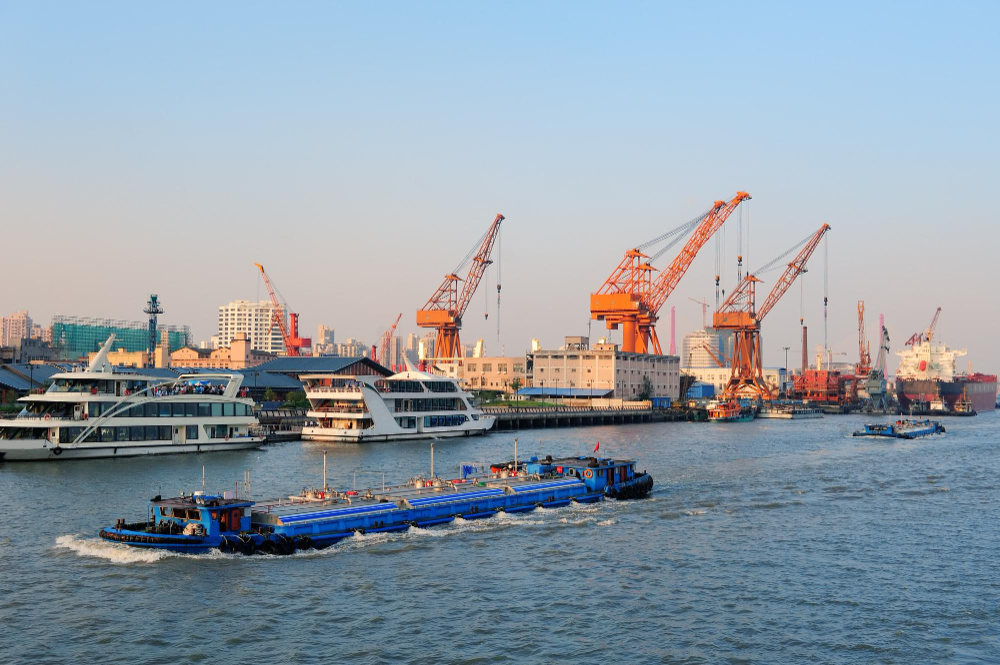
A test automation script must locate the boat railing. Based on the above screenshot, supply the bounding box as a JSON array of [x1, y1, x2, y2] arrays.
[[305, 386, 364, 394]]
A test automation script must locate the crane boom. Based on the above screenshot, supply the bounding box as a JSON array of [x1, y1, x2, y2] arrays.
[[378, 313, 403, 367], [756, 223, 830, 322], [644, 192, 750, 315], [254, 262, 298, 356], [417, 214, 504, 359]]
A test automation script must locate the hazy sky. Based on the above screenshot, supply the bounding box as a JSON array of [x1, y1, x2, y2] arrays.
[[2, 3, 997, 371]]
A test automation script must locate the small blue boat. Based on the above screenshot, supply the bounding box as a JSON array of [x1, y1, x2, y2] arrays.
[[99, 454, 653, 555], [853, 419, 946, 439]]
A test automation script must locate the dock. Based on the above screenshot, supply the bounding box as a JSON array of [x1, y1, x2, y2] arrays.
[[482, 405, 683, 431]]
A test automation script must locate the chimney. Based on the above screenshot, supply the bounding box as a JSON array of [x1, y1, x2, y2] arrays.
[[669, 306, 676, 355], [801, 325, 808, 373]]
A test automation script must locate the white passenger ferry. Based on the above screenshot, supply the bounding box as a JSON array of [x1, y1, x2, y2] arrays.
[[0, 336, 262, 461], [300, 368, 495, 442]]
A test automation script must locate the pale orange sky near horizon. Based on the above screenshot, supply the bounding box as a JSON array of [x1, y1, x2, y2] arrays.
[[1, 3, 997, 372]]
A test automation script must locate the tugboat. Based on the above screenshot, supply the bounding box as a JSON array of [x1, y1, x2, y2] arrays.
[[99, 452, 653, 555], [706, 400, 755, 422], [852, 419, 945, 439]]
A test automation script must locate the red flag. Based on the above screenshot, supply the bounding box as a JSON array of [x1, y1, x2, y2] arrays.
[[593, 441, 600, 453]]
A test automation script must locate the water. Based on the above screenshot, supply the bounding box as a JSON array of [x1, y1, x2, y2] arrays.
[[2, 413, 999, 664]]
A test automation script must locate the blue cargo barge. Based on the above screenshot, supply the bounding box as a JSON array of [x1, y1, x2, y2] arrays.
[[853, 419, 946, 439], [99, 454, 653, 555]]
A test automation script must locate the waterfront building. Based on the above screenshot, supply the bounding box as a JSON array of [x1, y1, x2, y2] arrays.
[[52, 314, 190, 361], [531, 337, 680, 400], [216, 300, 286, 355], [336, 338, 369, 358], [681, 328, 726, 369], [462, 356, 528, 392], [171, 333, 275, 370]]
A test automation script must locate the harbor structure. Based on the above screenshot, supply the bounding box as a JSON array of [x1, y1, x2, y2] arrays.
[[170, 333, 275, 370], [217, 300, 286, 355]]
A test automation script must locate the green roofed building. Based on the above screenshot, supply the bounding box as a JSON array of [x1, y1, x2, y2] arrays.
[[51, 315, 191, 361]]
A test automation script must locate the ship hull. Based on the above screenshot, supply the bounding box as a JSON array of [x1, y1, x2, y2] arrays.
[[896, 376, 997, 412]]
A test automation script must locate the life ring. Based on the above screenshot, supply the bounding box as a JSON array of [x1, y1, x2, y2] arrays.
[[224, 435, 229, 441], [52, 446, 63, 456], [584, 468, 594, 479], [43, 414, 52, 421]]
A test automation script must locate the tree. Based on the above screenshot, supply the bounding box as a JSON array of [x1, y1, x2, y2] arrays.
[[263, 387, 277, 402], [638, 375, 653, 401], [509, 378, 522, 394], [282, 390, 310, 409]]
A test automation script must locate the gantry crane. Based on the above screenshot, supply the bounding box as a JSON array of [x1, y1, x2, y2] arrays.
[[856, 301, 872, 377], [416, 214, 504, 359], [905, 307, 942, 347], [377, 313, 402, 368], [865, 325, 891, 410], [590, 192, 750, 354], [254, 263, 312, 356], [713, 222, 831, 401]]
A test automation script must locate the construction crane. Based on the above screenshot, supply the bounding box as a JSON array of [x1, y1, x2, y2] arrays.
[[689, 297, 709, 329], [377, 313, 402, 368], [143, 294, 164, 368], [590, 192, 751, 354], [254, 263, 312, 356], [700, 342, 726, 368], [865, 325, 891, 411], [713, 222, 831, 401], [905, 307, 942, 347], [856, 301, 872, 377], [416, 214, 504, 360]]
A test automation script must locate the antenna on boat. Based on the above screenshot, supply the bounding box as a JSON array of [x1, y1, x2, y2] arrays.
[[202, 465, 205, 490], [323, 450, 328, 492], [430, 442, 435, 478], [514, 437, 518, 472]]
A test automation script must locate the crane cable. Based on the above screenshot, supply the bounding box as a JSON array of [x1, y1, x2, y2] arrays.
[[496, 224, 502, 341], [823, 234, 829, 362]]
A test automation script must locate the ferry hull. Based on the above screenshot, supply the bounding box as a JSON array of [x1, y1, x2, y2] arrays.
[[0, 438, 263, 461], [302, 422, 494, 443]]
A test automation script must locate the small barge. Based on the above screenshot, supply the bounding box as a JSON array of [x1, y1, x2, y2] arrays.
[[853, 419, 946, 439], [99, 454, 653, 555]]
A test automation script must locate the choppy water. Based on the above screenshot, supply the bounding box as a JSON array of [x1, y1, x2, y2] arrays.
[[2, 413, 999, 664]]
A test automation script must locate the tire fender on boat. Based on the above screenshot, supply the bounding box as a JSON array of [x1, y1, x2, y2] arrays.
[[52, 446, 63, 456]]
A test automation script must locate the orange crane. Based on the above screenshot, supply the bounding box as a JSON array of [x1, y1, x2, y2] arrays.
[[856, 301, 872, 377], [713, 222, 831, 400], [590, 192, 750, 354], [377, 313, 402, 368], [700, 342, 727, 368], [254, 263, 312, 356], [416, 214, 504, 359], [905, 307, 941, 347]]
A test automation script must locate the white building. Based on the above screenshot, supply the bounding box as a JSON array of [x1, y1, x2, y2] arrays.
[[681, 328, 726, 369], [216, 300, 286, 355], [531, 338, 681, 400], [314, 325, 336, 355]]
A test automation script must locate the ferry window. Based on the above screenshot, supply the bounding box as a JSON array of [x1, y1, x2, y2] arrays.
[[185, 403, 197, 417], [423, 417, 431, 427], [186, 425, 198, 440], [116, 427, 129, 442], [130, 426, 144, 441], [100, 427, 115, 442], [87, 402, 99, 418], [211, 403, 222, 417], [159, 426, 171, 440], [144, 403, 156, 417], [145, 426, 159, 440], [224, 403, 235, 417], [198, 403, 211, 417], [172, 403, 186, 417], [158, 403, 171, 418], [214, 425, 227, 438]]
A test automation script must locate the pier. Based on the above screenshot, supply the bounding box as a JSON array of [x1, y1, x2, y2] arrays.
[[482, 405, 683, 431]]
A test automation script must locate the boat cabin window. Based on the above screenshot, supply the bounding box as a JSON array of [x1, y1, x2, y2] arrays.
[[162, 507, 201, 520]]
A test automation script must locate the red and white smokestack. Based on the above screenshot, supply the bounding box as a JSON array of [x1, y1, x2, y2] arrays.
[[669, 306, 676, 355], [801, 325, 808, 373]]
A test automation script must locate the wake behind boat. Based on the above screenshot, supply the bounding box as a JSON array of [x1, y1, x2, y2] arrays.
[[99, 451, 653, 555]]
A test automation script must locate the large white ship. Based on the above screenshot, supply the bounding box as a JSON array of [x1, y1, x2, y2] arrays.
[[300, 368, 495, 442], [0, 336, 262, 461]]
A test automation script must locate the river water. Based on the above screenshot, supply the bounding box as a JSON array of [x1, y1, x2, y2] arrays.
[[1, 413, 998, 664]]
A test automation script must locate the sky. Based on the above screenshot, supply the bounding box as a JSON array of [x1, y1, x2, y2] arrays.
[[2, 2, 998, 371]]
